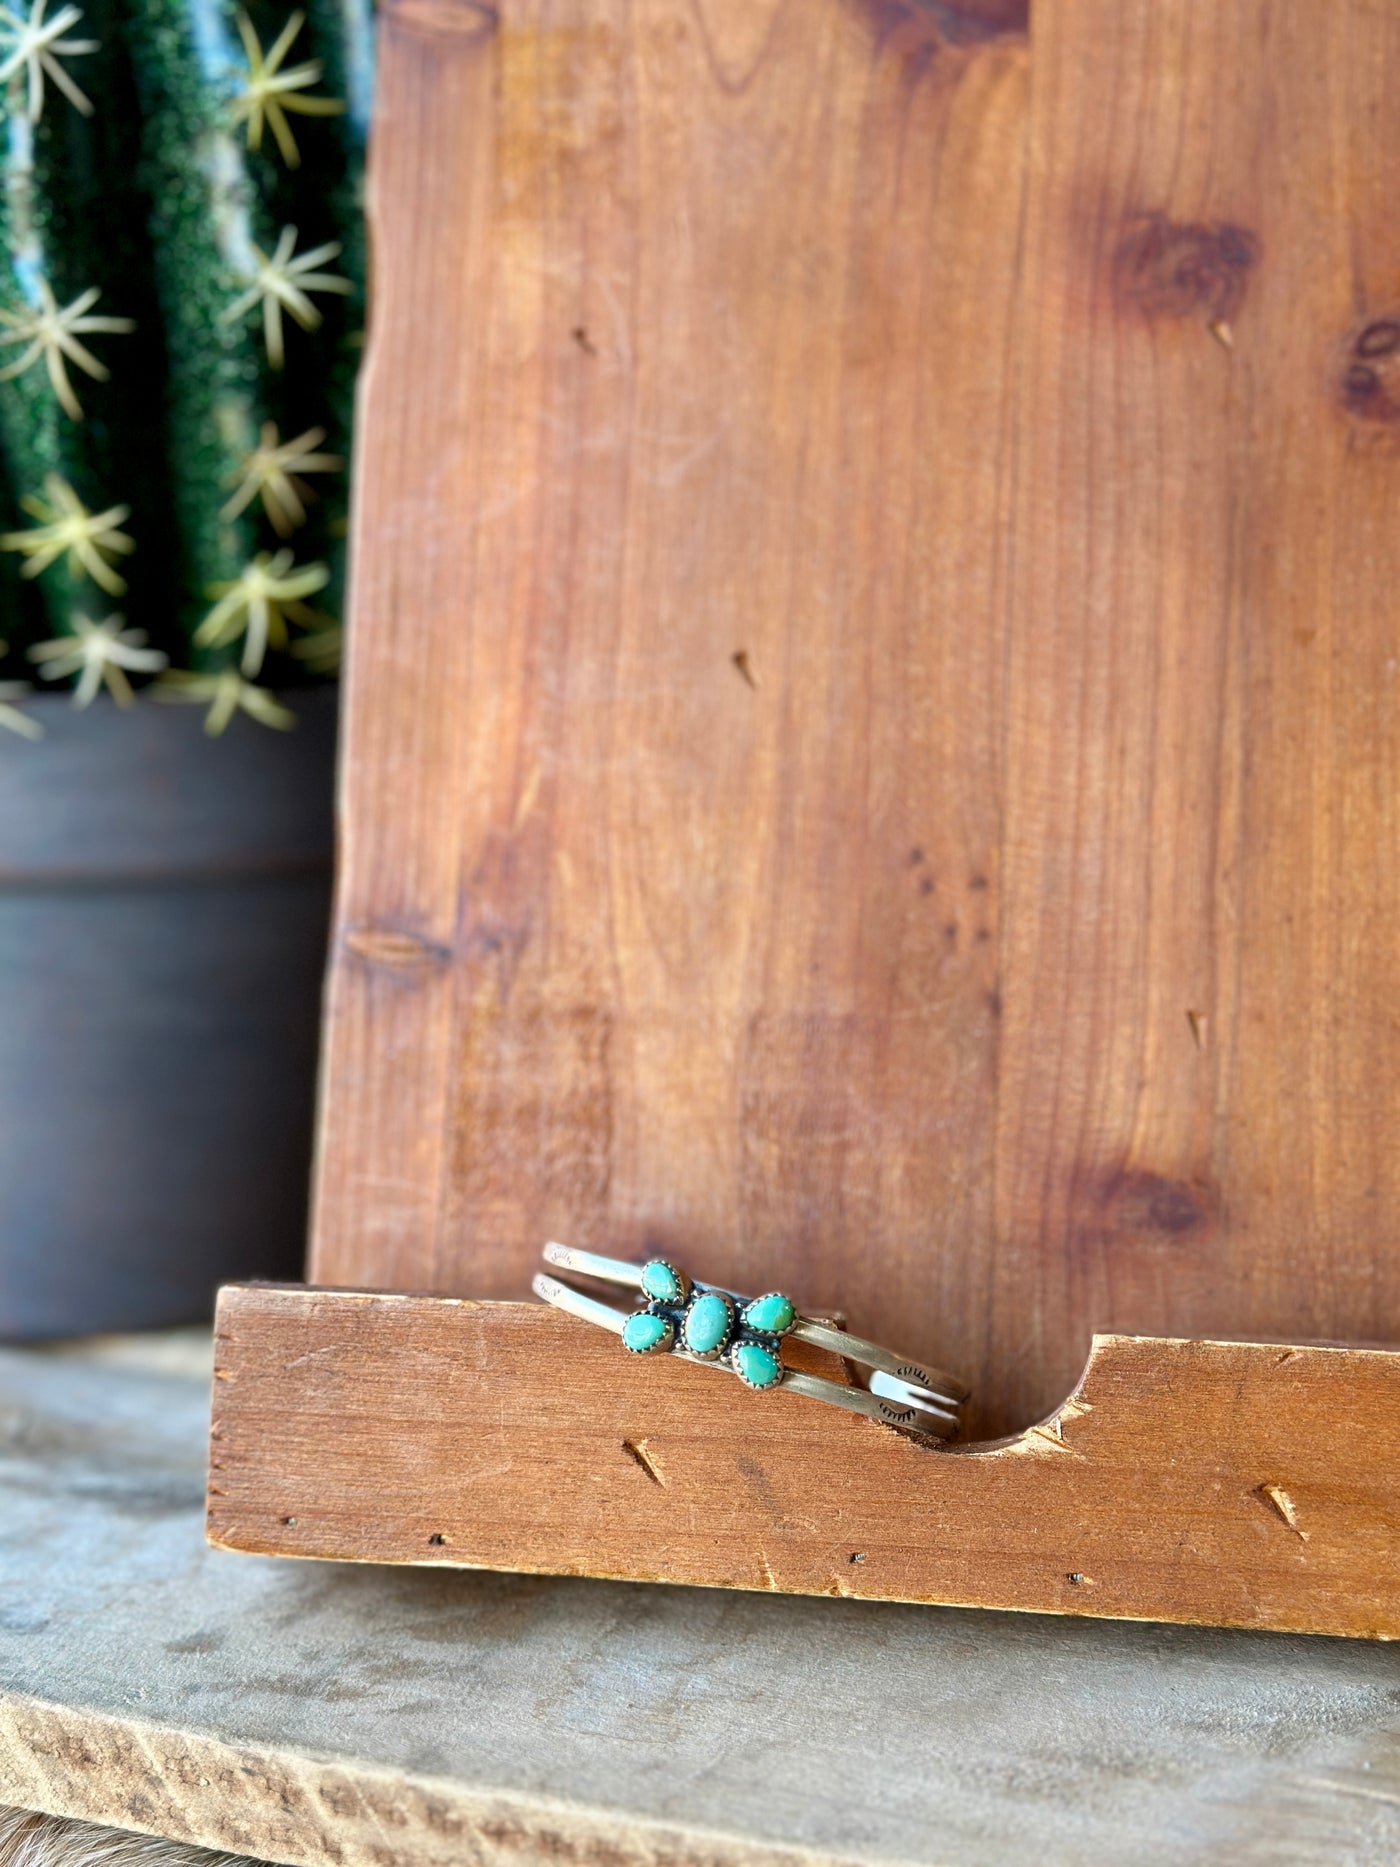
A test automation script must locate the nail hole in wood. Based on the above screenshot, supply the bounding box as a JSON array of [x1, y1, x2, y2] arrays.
[[622, 1439, 665, 1486]]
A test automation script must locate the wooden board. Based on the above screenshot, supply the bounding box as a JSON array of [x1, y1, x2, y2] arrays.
[[256, 0, 1400, 1620], [209, 1284, 1400, 1640], [317, 0, 1029, 1435], [319, 0, 1400, 1445], [16, 1332, 1400, 1867], [991, 0, 1400, 1439]]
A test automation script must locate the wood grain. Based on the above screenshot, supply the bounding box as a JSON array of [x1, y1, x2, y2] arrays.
[[991, 0, 1400, 1439], [210, 1284, 1400, 1639], [21, 1334, 1400, 1867], [316, 0, 1028, 1431], [318, 0, 1400, 1447], [287, 0, 1400, 1632]]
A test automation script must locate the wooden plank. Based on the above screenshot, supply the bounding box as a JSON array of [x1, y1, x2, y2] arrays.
[[314, 0, 1400, 1447], [993, 0, 1400, 1428], [278, 0, 1400, 1614], [314, 0, 1029, 1433], [10, 1332, 1400, 1867], [209, 1284, 1400, 1639]]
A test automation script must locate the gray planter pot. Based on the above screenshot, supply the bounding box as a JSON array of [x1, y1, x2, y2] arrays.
[[0, 688, 337, 1338]]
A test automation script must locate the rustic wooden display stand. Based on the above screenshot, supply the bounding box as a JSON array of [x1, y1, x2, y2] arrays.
[[209, 0, 1400, 1638]]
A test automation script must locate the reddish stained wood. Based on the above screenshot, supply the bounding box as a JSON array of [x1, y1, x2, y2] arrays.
[[992, 0, 1400, 1427], [210, 1285, 1400, 1639], [314, 0, 1026, 1434], [263, 0, 1400, 1624], [317, 0, 1400, 1450]]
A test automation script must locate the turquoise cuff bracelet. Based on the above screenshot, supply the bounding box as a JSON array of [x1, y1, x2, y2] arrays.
[[533, 1242, 968, 1442]]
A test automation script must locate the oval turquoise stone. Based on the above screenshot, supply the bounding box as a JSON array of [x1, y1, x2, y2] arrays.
[[742, 1292, 796, 1337], [622, 1310, 672, 1355], [682, 1291, 734, 1356], [640, 1259, 685, 1304], [731, 1341, 783, 1390]]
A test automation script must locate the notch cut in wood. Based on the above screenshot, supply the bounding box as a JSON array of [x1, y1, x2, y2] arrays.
[[209, 1285, 1400, 1640]]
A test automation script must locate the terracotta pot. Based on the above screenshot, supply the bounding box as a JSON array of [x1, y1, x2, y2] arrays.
[[0, 688, 336, 1338]]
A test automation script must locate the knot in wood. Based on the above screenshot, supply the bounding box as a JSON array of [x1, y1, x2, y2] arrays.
[[1113, 213, 1258, 324], [1338, 317, 1400, 425]]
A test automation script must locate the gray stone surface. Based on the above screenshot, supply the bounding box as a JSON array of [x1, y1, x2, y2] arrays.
[[2, 1336, 1400, 1866]]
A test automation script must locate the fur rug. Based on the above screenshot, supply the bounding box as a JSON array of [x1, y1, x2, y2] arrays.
[[0, 1808, 269, 1867]]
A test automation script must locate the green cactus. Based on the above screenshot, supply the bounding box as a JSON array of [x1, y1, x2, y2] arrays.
[[0, 0, 368, 727]]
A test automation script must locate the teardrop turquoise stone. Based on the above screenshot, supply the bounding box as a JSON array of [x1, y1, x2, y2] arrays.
[[640, 1259, 685, 1304], [742, 1292, 796, 1337], [622, 1310, 672, 1355], [732, 1341, 782, 1390], [682, 1291, 734, 1356]]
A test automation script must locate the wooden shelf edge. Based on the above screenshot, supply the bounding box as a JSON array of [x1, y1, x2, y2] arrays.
[[207, 1284, 1400, 1639]]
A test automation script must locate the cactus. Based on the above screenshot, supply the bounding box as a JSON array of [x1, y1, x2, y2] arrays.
[[0, 0, 367, 731]]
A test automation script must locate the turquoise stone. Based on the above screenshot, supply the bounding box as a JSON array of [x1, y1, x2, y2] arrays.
[[640, 1258, 688, 1305], [742, 1292, 796, 1337], [682, 1291, 734, 1357], [621, 1310, 673, 1355], [731, 1341, 783, 1390]]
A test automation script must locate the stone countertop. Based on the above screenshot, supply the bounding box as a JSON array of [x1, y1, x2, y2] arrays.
[[1, 1334, 1398, 1867]]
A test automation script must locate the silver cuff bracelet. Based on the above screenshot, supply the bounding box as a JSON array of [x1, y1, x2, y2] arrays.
[[533, 1242, 968, 1442]]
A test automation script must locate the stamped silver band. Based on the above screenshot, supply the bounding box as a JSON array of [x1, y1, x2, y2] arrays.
[[534, 1243, 967, 1442]]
